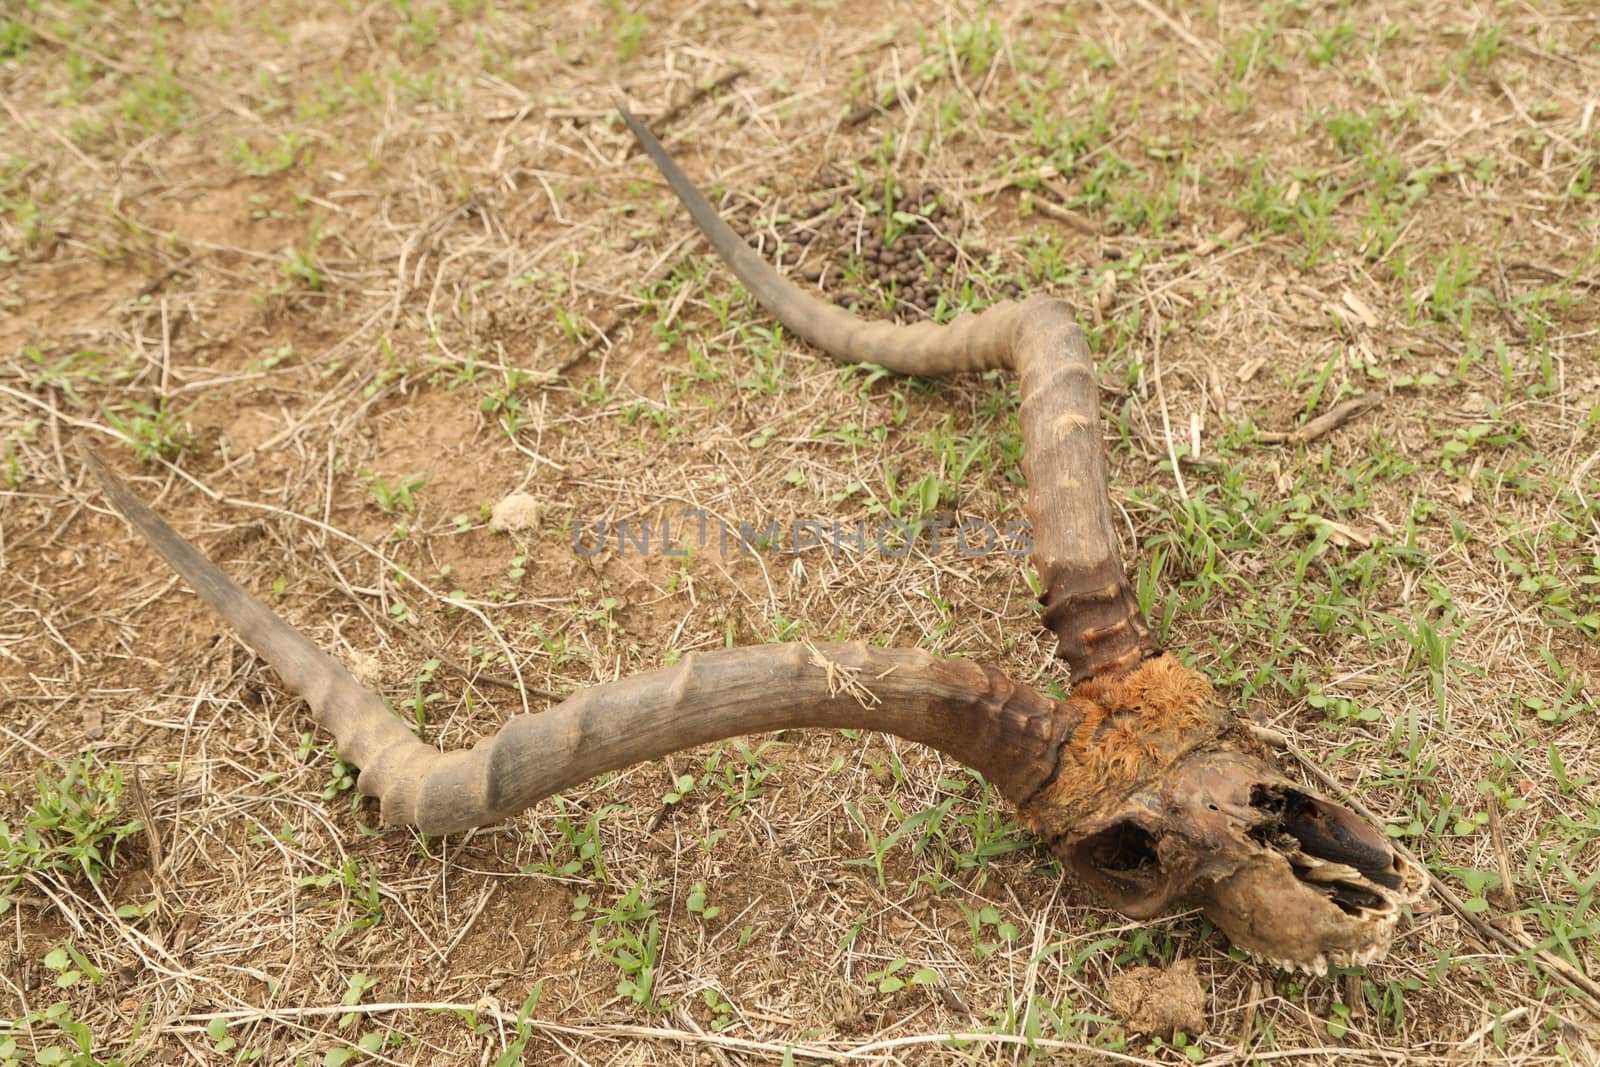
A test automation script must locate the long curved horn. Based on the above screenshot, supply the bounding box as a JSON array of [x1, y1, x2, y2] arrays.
[[81, 449, 1073, 834], [620, 107, 1155, 681]]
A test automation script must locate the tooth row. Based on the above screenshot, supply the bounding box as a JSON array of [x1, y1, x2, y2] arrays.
[[1248, 932, 1393, 976]]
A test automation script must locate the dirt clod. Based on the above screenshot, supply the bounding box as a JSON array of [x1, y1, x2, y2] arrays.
[[1106, 957, 1207, 1037], [489, 492, 543, 532]]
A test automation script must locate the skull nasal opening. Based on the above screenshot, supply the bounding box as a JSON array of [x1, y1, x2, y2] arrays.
[[1249, 784, 1405, 896]]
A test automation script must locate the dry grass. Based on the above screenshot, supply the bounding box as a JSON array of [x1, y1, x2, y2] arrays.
[[2, 0, 1598, 1063]]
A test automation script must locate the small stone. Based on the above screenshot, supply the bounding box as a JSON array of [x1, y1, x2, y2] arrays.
[[490, 492, 543, 533]]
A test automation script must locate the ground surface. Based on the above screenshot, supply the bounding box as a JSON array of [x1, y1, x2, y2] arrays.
[[2, 0, 1598, 1064]]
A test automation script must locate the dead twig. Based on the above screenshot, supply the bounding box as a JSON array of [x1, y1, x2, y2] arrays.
[[630, 67, 749, 148], [1257, 393, 1384, 445], [435, 654, 563, 701], [171, 1002, 1198, 1065], [126, 768, 165, 906], [1127, 0, 1214, 62]]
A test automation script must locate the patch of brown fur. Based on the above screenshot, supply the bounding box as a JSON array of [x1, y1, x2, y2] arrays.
[[1075, 653, 1217, 725], [1020, 654, 1224, 834]]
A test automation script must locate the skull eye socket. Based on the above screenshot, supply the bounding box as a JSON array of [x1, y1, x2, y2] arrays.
[[1083, 819, 1159, 874], [1066, 819, 1178, 918]]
